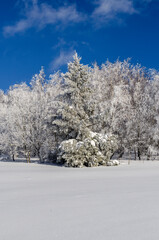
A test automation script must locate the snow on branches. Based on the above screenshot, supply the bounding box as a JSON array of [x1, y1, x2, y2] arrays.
[[0, 54, 158, 165]]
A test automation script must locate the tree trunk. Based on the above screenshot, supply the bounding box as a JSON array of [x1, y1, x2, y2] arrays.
[[117, 150, 124, 159], [28, 152, 30, 163], [37, 148, 43, 163], [134, 149, 137, 160], [138, 148, 141, 160], [147, 152, 150, 160]]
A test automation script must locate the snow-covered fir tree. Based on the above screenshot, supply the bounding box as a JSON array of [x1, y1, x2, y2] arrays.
[[52, 53, 93, 142], [52, 53, 117, 167]]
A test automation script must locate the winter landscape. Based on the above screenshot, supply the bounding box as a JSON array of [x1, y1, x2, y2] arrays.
[[1, 0, 159, 239], [1, 53, 159, 166]]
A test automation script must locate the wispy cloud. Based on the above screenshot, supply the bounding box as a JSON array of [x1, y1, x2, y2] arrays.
[[3, 0, 84, 37], [50, 49, 74, 70], [3, 0, 156, 37], [92, 0, 137, 22]]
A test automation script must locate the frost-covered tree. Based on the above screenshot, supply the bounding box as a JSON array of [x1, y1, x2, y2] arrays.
[[51, 53, 117, 167], [52, 53, 92, 142], [28, 67, 60, 162], [3, 83, 33, 160], [0, 68, 60, 162], [90, 60, 132, 157], [90, 60, 155, 159], [125, 65, 155, 159], [0, 90, 10, 157], [150, 71, 159, 156]]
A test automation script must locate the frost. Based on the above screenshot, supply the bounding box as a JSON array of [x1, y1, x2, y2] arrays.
[[91, 140, 95, 147], [57, 130, 117, 167], [0, 54, 157, 165]]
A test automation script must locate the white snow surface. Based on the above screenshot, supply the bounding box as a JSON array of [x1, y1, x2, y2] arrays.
[[0, 160, 159, 240]]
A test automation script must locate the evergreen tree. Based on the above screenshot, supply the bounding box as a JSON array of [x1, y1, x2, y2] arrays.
[[52, 53, 117, 167], [52, 53, 92, 143]]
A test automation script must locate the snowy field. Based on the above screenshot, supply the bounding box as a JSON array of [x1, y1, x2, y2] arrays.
[[0, 160, 159, 240]]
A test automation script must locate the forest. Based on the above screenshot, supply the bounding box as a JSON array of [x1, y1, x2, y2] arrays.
[[0, 53, 159, 167]]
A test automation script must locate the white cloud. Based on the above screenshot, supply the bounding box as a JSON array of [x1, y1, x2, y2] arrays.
[[50, 50, 74, 70], [3, 0, 156, 36], [3, 0, 84, 36], [92, 0, 137, 22]]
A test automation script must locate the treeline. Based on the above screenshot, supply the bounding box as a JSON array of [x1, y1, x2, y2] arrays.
[[0, 53, 159, 166]]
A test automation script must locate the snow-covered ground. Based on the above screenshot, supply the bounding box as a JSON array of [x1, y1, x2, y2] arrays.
[[0, 160, 159, 240]]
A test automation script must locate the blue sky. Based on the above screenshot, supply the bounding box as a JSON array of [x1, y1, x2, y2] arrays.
[[0, 0, 159, 90]]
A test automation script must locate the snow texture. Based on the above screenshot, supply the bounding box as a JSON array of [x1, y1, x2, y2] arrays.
[[57, 131, 117, 167], [0, 160, 159, 240]]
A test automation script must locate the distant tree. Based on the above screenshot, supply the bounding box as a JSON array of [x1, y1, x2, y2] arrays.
[[150, 71, 159, 156], [125, 65, 154, 159], [90, 60, 155, 159], [90, 60, 131, 156]]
